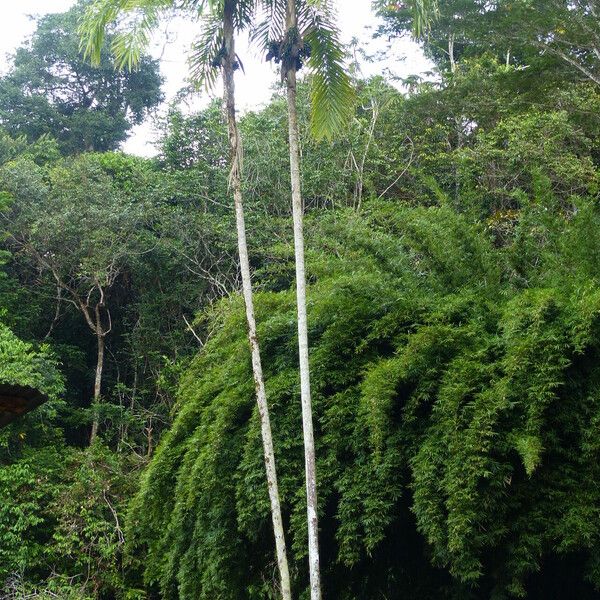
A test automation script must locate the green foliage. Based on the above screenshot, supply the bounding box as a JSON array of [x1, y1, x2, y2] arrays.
[[127, 200, 600, 598], [5, 0, 600, 597], [0, 2, 162, 154], [0, 446, 66, 586], [458, 110, 598, 210], [376, 0, 600, 86], [47, 443, 144, 597], [0, 132, 61, 168], [158, 79, 407, 213], [0, 443, 143, 599], [0, 152, 156, 340], [0, 324, 63, 400]]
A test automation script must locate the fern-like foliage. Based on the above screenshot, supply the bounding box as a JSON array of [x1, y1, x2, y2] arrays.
[[126, 199, 600, 598]]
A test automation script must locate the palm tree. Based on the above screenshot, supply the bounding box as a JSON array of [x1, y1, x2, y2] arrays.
[[80, 3, 292, 598], [254, 2, 353, 598]]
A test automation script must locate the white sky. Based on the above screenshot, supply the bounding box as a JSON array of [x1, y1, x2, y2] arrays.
[[0, 1, 432, 156]]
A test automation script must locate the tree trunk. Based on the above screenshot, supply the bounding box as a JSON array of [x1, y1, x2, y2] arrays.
[[90, 331, 104, 444], [222, 5, 292, 599], [285, 2, 322, 597], [449, 33, 456, 74]]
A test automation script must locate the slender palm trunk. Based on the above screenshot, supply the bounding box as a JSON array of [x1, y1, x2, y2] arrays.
[[285, 3, 322, 597], [222, 5, 292, 599]]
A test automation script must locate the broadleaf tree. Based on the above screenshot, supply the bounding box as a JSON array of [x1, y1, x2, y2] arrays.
[[376, 0, 600, 85], [0, 153, 154, 443], [0, 2, 163, 155]]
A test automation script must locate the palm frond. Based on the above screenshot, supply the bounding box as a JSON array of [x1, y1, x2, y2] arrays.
[[302, 0, 334, 13], [79, 0, 210, 69], [251, 0, 287, 53], [188, 0, 257, 90], [110, 7, 161, 70], [233, 0, 259, 30], [79, 0, 129, 66], [188, 13, 225, 90], [302, 6, 354, 140]]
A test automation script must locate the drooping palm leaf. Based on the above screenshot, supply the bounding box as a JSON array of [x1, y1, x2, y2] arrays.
[[79, 0, 217, 69], [188, 13, 225, 89], [81, 0, 256, 90], [80, 0, 166, 66], [79, 0, 129, 65], [303, 6, 354, 140], [253, 0, 354, 140], [110, 7, 162, 70]]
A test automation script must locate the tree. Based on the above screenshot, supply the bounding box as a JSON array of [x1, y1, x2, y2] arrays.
[[376, 0, 600, 86], [257, 1, 353, 596], [0, 1, 163, 154], [80, 2, 292, 597], [204, 3, 293, 595], [0, 153, 154, 442], [159, 78, 407, 214]]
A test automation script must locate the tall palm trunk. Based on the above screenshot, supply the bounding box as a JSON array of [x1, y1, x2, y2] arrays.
[[222, 4, 292, 599], [284, 2, 322, 598]]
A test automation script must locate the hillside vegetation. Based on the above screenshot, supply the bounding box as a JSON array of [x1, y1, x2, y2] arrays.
[[0, 0, 599, 598]]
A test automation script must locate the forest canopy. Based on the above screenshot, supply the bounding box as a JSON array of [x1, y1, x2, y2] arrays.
[[0, 0, 599, 599]]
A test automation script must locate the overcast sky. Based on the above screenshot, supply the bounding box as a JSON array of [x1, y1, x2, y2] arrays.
[[0, 1, 432, 156]]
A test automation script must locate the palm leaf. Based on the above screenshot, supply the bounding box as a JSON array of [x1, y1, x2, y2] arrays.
[[233, 0, 260, 30], [79, 0, 214, 69], [250, 0, 287, 53], [302, 3, 354, 140], [188, 0, 258, 90], [79, 0, 129, 66], [188, 13, 224, 90], [110, 8, 161, 70]]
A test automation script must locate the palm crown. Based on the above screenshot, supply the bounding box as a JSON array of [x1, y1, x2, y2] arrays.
[[80, 0, 353, 139]]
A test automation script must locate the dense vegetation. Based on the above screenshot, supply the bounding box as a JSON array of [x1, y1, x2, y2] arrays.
[[1, 0, 599, 598]]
